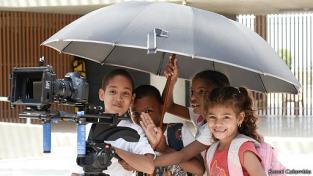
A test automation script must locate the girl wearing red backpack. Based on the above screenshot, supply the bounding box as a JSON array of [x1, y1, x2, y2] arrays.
[[204, 86, 266, 176]]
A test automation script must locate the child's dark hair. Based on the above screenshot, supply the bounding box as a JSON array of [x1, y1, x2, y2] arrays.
[[102, 69, 135, 92], [134, 85, 163, 105], [205, 86, 260, 142], [193, 70, 230, 88]]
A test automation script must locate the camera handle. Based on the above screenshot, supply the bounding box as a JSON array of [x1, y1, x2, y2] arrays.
[[43, 120, 52, 153], [77, 111, 87, 155], [41, 115, 87, 155]]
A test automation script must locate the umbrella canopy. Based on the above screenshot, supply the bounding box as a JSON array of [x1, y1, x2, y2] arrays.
[[42, 1, 300, 94]]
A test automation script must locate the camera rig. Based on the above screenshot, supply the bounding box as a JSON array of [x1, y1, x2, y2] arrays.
[[4, 60, 140, 176], [19, 107, 139, 176]]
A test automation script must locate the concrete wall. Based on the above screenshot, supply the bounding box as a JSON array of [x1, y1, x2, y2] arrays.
[[150, 74, 187, 123], [0, 122, 76, 159]]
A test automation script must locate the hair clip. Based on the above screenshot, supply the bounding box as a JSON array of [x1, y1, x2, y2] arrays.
[[237, 88, 241, 95]]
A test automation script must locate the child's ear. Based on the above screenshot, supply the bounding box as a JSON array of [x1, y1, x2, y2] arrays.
[[131, 93, 136, 105], [238, 111, 245, 125], [99, 88, 105, 101]]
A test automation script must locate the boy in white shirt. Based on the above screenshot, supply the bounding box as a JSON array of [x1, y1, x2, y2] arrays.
[[71, 69, 155, 176]]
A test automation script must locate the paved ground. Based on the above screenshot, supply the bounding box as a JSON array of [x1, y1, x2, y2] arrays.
[[1, 116, 313, 176]]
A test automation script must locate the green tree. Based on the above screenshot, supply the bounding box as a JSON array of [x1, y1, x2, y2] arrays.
[[278, 48, 292, 69]]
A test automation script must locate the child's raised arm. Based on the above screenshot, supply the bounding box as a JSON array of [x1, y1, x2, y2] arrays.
[[140, 109, 205, 175], [154, 140, 207, 167], [162, 56, 190, 121], [139, 112, 163, 149], [153, 132, 205, 175]]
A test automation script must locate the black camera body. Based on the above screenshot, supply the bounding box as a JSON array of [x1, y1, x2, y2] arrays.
[[10, 66, 88, 110]]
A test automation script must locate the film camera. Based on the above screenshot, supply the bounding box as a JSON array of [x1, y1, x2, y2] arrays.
[[10, 65, 88, 110], [8, 63, 139, 176]]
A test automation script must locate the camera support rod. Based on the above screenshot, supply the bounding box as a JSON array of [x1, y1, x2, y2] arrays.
[[19, 108, 126, 154]]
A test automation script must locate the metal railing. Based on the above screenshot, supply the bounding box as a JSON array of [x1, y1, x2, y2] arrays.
[[238, 13, 313, 116]]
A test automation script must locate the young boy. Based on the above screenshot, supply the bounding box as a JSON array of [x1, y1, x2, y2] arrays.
[[71, 69, 155, 176], [132, 85, 204, 176]]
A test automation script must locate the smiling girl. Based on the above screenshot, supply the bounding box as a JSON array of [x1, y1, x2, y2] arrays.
[[204, 86, 265, 176]]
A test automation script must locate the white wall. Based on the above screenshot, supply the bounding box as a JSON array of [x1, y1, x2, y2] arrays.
[[150, 74, 187, 123]]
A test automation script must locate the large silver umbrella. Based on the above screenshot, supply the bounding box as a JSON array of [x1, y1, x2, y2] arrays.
[[42, 1, 300, 94]]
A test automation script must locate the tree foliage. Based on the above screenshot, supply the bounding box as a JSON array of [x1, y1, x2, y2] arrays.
[[278, 48, 292, 69]]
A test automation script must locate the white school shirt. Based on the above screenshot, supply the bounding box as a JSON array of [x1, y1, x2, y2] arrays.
[[188, 107, 213, 146], [71, 120, 155, 176]]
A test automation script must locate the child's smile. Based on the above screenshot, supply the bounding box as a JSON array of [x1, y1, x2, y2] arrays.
[[207, 105, 243, 142], [190, 78, 214, 114], [99, 75, 134, 116]]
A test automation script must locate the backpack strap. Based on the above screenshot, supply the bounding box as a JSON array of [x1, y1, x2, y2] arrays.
[[228, 134, 254, 176], [205, 141, 219, 174], [205, 134, 259, 176]]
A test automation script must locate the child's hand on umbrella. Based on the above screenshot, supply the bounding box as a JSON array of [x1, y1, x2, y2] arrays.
[[164, 55, 178, 82], [140, 112, 162, 150]]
